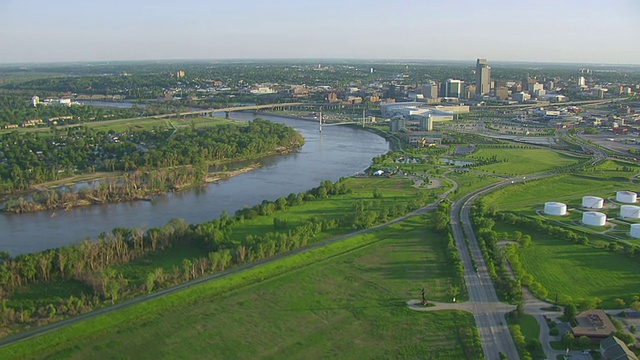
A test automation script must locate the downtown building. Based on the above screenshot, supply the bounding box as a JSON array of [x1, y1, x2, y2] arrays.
[[475, 58, 491, 96]]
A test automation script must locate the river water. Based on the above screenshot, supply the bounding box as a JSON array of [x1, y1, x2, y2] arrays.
[[0, 113, 389, 256]]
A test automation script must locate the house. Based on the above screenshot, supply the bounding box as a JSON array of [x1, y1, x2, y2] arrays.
[[600, 335, 637, 360]]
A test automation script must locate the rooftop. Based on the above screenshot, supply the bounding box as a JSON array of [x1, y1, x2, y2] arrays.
[[573, 309, 616, 338]]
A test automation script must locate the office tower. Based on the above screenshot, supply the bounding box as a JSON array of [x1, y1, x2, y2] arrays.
[[422, 81, 439, 99], [475, 58, 491, 96], [445, 79, 463, 98]]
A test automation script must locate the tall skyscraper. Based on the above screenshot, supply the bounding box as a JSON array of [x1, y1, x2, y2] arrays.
[[475, 58, 491, 96]]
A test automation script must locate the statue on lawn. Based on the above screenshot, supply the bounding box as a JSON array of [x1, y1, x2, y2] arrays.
[[421, 287, 428, 306]]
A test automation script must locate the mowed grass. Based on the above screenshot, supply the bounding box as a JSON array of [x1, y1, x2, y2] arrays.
[[231, 176, 436, 241], [482, 160, 640, 211], [518, 314, 540, 340], [469, 148, 583, 175], [1, 216, 481, 359], [445, 171, 502, 201], [495, 221, 640, 308]]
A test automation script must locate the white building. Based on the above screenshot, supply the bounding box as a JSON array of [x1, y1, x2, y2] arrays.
[[250, 86, 276, 95], [578, 76, 586, 87], [380, 102, 423, 117], [31, 95, 40, 107], [513, 92, 531, 103]]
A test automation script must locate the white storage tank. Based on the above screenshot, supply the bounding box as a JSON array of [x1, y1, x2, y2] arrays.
[[582, 211, 607, 226], [620, 205, 640, 219], [616, 191, 637, 203], [582, 196, 604, 209], [544, 202, 567, 216], [631, 224, 640, 238]]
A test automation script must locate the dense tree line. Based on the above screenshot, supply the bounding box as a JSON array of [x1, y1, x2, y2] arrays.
[[470, 202, 522, 303], [430, 202, 465, 298], [0, 119, 304, 195]]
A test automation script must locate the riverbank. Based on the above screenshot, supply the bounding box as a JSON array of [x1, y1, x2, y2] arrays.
[[204, 163, 261, 184], [2, 162, 271, 214], [0, 113, 390, 256]]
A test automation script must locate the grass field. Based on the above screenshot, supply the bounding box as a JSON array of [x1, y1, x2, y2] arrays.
[[494, 221, 640, 308], [481, 159, 640, 309], [1, 216, 481, 359], [481, 160, 640, 211], [468, 148, 584, 175], [445, 171, 502, 202], [518, 314, 540, 340], [231, 176, 437, 242]]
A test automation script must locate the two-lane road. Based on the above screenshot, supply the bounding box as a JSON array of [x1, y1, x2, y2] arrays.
[[450, 181, 520, 360]]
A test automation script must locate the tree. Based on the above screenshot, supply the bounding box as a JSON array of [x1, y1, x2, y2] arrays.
[[613, 331, 634, 345], [433, 210, 450, 232], [516, 302, 525, 319], [577, 335, 591, 348], [562, 332, 574, 347], [145, 272, 155, 293], [519, 235, 532, 248], [563, 303, 577, 322]]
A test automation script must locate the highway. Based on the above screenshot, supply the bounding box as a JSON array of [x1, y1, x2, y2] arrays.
[[447, 140, 606, 360], [451, 181, 520, 360]]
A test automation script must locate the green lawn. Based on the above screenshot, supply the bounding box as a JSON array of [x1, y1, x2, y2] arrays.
[[231, 176, 436, 242], [482, 160, 640, 211], [468, 148, 583, 175], [518, 314, 540, 340], [482, 158, 640, 309], [0, 216, 482, 359], [445, 171, 502, 201], [513, 226, 640, 308]]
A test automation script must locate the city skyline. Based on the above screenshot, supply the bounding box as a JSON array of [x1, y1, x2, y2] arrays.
[[1, 0, 639, 65]]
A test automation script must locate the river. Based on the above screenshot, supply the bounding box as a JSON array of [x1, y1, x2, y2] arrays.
[[0, 113, 389, 256]]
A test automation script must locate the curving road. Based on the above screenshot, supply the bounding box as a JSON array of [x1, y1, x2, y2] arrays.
[[447, 140, 607, 360]]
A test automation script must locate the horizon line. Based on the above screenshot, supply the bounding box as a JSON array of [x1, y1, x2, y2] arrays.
[[1, 57, 640, 68]]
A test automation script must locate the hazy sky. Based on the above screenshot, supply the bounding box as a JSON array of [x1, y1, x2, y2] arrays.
[[1, 0, 639, 64]]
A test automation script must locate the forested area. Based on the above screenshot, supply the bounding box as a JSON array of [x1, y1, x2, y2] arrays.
[[0, 178, 431, 334], [0, 119, 304, 201]]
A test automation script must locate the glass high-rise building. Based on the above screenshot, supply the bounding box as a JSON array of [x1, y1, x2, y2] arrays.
[[445, 79, 463, 98]]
